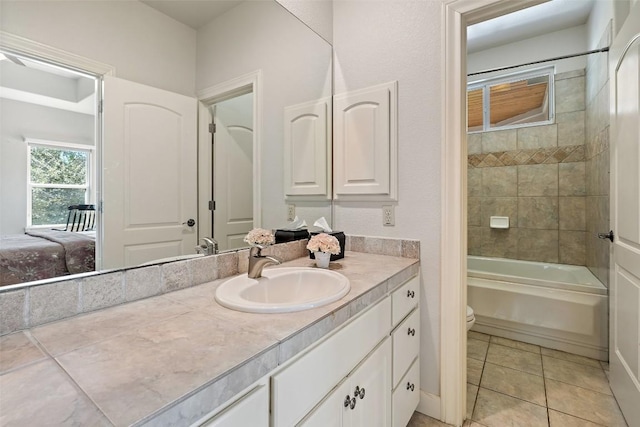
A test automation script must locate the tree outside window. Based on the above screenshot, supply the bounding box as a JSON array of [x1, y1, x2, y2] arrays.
[[27, 141, 93, 227]]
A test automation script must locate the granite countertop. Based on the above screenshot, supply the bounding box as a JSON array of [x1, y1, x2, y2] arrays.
[[0, 252, 419, 426]]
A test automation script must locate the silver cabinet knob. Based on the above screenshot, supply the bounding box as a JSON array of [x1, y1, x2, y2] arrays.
[[406, 382, 415, 391], [182, 219, 196, 227], [408, 327, 416, 336], [407, 290, 415, 298]]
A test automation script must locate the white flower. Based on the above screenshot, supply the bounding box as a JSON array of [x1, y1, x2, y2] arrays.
[[244, 228, 275, 246], [307, 233, 341, 255]]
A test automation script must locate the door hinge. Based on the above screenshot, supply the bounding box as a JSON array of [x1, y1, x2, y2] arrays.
[[209, 200, 216, 211], [209, 123, 216, 133], [98, 100, 103, 114]]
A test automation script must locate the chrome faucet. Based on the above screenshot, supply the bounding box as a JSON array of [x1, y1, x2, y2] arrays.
[[196, 237, 218, 255], [248, 246, 282, 278]]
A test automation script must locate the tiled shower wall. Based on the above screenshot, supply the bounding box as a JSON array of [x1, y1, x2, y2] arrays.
[[585, 23, 611, 286], [468, 70, 587, 265]]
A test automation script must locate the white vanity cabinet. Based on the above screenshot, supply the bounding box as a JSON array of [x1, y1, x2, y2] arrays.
[[299, 339, 392, 427], [272, 274, 420, 427], [194, 383, 269, 427], [390, 276, 420, 427]]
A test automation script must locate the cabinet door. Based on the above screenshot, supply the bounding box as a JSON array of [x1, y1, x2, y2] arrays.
[[298, 381, 350, 427], [350, 338, 392, 427], [201, 384, 268, 427]]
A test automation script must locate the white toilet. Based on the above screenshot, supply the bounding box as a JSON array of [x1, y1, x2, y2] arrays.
[[466, 306, 476, 331]]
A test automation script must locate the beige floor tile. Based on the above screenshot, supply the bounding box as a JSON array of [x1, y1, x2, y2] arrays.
[[548, 409, 605, 427], [472, 388, 548, 427], [467, 383, 479, 419], [542, 356, 611, 395], [468, 338, 489, 361], [408, 411, 453, 426], [540, 347, 601, 368], [464, 421, 488, 427], [546, 379, 627, 426], [490, 336, 540, 354], [468, 331, 490, 342], [486, 343, 543, 376], [468, 357, 484, 386], [480, 362, 546, 406], [0, 331, 46, 374]]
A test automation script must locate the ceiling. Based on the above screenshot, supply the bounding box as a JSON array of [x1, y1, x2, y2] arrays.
[[140, 0, 243, 29], [467, 0, 595, 53]]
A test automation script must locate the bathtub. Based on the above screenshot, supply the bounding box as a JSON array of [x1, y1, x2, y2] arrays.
[[467, 256, 608, 361]]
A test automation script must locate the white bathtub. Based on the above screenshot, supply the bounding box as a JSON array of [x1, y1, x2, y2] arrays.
[[468, 256, 608, 360]]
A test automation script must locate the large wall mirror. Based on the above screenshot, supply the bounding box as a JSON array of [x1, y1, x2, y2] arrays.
[[0, 0, 333, 288]]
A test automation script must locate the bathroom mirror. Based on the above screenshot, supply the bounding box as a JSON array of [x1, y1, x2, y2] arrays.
[[0, 0, 333, 288]]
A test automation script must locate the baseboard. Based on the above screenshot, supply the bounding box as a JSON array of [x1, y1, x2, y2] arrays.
[[416, 390, 441, 420]]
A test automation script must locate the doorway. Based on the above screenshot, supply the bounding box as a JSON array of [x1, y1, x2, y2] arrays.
[[197, 70, 262, 252], [209, 92, 254, 251]]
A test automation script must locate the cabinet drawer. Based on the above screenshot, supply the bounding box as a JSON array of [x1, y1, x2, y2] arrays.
[[392, 308, 420, 388], [391, 276, 419, 326], [392, 357, 420, 427], [273, 297, 391, 427]]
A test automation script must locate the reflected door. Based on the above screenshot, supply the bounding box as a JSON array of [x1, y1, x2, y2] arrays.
[[102, 76, 197, 268], [212, 93, 254, 251], [610, 4, 640, 425]]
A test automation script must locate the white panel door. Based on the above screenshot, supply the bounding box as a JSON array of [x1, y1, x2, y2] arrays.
[[102, 76, 197, 268], [333, 81, 397, 199], [284, 97, 331, 197], [610, 4, 640, 426], [213, 93, 253, 251], [350, 338, 392, 427]]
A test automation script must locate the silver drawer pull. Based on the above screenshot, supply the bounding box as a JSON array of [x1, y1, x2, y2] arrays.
[[407, 327, 416, 336], [407, 290, 415, 298], [354, 386, 365, 399], [406, 382, 415, 392]]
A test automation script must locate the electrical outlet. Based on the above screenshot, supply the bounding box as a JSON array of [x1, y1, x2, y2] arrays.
[[287, 204, 296, 222], [382, 205, 394, 226]]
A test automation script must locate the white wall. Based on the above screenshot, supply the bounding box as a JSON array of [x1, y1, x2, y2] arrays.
[[0, 99, 94, 235], [0, 1, 196, 96], [276, 0, 333, 43], [467, 25, 588, 80], [588, 0, 614, 50], [197, 0, 332, 230], [332, 0, 443, 396]]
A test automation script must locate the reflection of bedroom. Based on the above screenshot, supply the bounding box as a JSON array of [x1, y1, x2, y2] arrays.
[[0, 53, 97, 286]]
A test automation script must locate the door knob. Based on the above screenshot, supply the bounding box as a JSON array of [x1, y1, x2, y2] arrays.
[[597, 230, 614, 242], [183, 219, 196, 227]]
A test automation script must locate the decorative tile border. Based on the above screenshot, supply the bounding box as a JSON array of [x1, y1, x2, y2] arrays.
[[468, 144, 585, 168]]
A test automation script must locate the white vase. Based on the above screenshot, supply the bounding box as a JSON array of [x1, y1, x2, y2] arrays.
[[314, 251, 331, 268]]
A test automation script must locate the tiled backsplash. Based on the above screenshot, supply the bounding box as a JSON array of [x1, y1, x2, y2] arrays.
[[0, 235, 419, 336], [468, 69, 588, 265]]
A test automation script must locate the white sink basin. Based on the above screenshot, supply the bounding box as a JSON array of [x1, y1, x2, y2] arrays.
[[215, 267, 350, 313]]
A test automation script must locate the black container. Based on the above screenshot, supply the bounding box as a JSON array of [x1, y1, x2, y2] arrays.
[[275, 229, 310, 244], [308, 231, 346, 261]]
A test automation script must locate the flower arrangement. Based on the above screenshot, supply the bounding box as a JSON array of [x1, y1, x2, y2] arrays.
[[307, 233, 341, 255], [244, 228, 275, 247]]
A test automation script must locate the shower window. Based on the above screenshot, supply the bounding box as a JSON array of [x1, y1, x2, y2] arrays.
[[468, 66, 554, 133]]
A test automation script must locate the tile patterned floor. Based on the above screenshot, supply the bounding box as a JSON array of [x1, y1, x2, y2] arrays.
[[408, 332, 629, 427]]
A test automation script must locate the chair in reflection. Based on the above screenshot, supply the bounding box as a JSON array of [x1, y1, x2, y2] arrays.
[[55, 204, 96, 232]]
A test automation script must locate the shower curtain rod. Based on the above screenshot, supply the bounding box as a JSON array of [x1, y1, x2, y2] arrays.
[[467, 47, 610, 77]]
